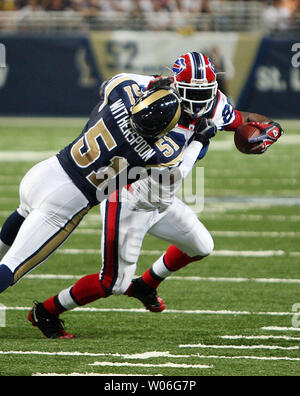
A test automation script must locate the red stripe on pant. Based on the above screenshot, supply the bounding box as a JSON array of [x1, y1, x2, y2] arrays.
[[101, 190, 120, 292]]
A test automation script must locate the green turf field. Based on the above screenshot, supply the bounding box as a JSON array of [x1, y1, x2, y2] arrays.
[[0, 118, 300, 377]]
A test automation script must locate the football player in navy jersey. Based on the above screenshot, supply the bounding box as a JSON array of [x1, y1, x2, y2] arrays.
[[0, 78, 209, 299], [23, 52, 284, 340]]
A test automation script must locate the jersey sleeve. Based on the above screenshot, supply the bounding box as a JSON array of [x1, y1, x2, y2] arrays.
[[95, 73, 146, 116], [125, 73, 155, 92], [223, 110, 244, 131], [145, 134, 184, 169], [211, 90, 236, 130], [102, 74, 142, 109]]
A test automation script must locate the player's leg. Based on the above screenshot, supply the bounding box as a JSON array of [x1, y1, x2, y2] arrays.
[[100, 189, 152, 296], [137, 197, 214, 289], [0, 169, 33, 261], [28, 272, 107, 339], [101, 190, 166, 312], [0, 210, 25, 261], [30, 190, 153, 338], [0, 157, 91, 294]]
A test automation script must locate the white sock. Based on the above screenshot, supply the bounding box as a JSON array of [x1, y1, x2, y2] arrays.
[[0, 240, 10, 261], [57, 287, 78, 311], [152, 254, 172, 279]]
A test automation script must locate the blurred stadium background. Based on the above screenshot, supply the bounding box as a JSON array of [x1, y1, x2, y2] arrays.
[[1, 0, 300, 377], [0, 0, 299, 118]]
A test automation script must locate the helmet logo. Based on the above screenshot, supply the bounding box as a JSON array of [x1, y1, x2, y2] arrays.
[[172, 57, 186, 76], [207, 57, 216, 75]]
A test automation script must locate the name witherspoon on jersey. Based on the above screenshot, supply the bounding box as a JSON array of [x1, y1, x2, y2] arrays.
[[111, 98, 156, 162]]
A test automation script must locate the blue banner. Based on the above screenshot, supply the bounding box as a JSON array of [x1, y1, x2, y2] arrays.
[[237, 36, 300, 119], [0, 34, 103, 116]]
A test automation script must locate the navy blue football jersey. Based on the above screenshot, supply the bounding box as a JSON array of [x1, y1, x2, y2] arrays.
[[57, 75, 183, 206]]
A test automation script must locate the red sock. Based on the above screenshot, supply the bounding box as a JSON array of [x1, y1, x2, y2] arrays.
[[43, 274, 108, 315], [70, 273, 108, 306], [141, 245, 200, 289], [163, 245, 199, 271], [142, 268, 163, 289], [43, 296, 64, 316]]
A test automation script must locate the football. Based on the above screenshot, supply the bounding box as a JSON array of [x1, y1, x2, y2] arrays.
[[234, 123, 262, 154]]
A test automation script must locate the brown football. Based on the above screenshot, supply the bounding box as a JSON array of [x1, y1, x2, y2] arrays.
[[234, 123, 261, 154]]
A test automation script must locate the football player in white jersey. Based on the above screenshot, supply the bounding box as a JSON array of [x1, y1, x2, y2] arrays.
[[4, 52, 283, 339]]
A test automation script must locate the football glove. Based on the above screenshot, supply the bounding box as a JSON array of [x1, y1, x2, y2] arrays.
[[193, 118, 218, 145], [247, 121, 283, 154], [147, 76, 173, 91]]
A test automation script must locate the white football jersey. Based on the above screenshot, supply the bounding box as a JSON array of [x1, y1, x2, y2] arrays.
[[119, 73, 236, 211]]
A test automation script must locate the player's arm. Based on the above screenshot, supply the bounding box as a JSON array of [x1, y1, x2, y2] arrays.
[[239, 111, 271, 124], [130, 120, 217, 212], [147, 76, 174, 91], [224, 110, 283, 154], [150, 119, 217, 201]]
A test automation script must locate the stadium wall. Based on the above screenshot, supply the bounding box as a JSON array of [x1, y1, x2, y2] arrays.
[[0, 32, 299, 118]]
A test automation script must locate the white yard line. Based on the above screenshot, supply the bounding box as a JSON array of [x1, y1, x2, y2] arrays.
[[211, 250, 286, 257], [178, 344, 298, 351], [204, 196, 300, 206], [210, 231, 300, 238], [170, 276, 300, 284], [74, 229, 300, 238], [186, 355, 300, 362], [4, 347, 300, 367], [75, 229, 101, 235], [262, 327, 300, 332], [0, 350, 211, 369], [221, 335, 300, 341], [25, 273, 300, 285], [202, 214, 300, 222], [0, 350, 182, 359], [89, 362, 212, 369], [0, 151, 56, 162], [290, 252, 300, 257], [27, 274, 82, 280], [55, 248, 294, 257], [0, 211, 13, 217], [33, 372, 154, 376], [1, 306, 294, 316], [0, 116, 86, 127], [2, 226, 298, 238]]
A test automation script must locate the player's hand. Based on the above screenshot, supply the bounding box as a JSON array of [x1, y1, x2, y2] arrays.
[[147, 77, 173, 91], [193, 118, 217, 145], [248, 121, 283, 154]]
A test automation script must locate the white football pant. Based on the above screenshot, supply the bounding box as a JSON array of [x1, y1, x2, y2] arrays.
[[1, 156, 90, 284], [100, 188, 214, 295]]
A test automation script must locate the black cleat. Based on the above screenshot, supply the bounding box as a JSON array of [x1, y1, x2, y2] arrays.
[[128, 277, 166, 312], [28, 302, 75, 339]]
